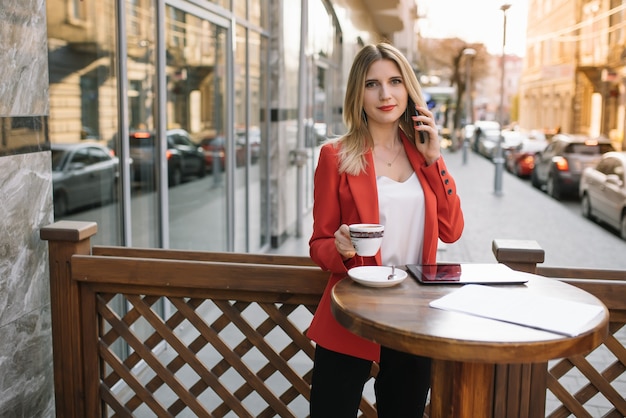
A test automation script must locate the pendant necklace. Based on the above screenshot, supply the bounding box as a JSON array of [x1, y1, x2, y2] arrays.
[[376, 143, 403, 167]]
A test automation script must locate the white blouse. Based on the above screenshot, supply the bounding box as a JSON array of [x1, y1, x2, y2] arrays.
[[377, 172, 425, 267]]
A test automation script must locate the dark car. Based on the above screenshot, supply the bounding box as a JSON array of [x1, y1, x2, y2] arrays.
[[197, 135, 234, 171], [196, 129, 260, 171], [505, 131, 549, 177], [579, 151, 626, 240], [129, 128, 205, 187], [531, 134, 615, 200], [51, 142, 119, 217]]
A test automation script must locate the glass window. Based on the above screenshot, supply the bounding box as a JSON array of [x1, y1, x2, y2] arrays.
[[232, 25, 269, 252], [126, 1, 159, 248], [209, 0, 231, 10], [234, 0, 245, 19], [309, 0, 334, 59], [252, 33, 270, 251], [234, 24, 248, 252], [250, 0, 269, 28], [48, 0, 122, 246], [69, 0, 87, 22], [165, 6, 229, 252]]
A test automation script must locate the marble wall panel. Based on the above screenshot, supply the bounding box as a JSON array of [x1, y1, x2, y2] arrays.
[[0, 0, 49, 117], [2, 0, 66, 415], [0, 152, 54, 417], [0, 153, 53, 327], [0, 305, 54, 418]]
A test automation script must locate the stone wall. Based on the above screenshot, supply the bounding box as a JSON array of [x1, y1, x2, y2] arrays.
[[0, 0, 54, 416]]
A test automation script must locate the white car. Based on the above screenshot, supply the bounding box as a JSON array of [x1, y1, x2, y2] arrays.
[[579, 151, 626, 240], [478, 129, 526, 160]]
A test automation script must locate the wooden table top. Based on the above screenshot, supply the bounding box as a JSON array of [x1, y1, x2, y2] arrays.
[[331, 270, 609, 363]]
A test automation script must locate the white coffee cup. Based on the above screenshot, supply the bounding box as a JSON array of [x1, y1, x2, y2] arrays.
[[349, 223, 384, 257]]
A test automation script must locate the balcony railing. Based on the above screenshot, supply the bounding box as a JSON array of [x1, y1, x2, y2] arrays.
[[41, 222, 626, 417]]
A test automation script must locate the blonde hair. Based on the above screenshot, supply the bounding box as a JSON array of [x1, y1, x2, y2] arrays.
[[338, 42, 427, 175]]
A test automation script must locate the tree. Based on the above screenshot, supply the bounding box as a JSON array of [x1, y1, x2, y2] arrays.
[[416, 38, 489, 135]]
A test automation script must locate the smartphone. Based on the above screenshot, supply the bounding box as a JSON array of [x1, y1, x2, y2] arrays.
[[410, 99, 428, 144]]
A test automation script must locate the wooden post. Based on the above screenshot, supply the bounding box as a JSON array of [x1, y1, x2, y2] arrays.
[[491, 239, 548, 417], [492, 239, 545, 274], [40, 221, 98, 418]]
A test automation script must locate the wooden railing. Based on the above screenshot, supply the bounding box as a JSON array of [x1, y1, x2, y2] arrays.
[[40, 222, 626, 418]]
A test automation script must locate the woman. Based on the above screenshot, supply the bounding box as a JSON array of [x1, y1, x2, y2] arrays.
[[307, 42, 464, 417]]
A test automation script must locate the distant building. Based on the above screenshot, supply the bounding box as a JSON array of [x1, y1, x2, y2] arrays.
[[519, 0, 626, 150]]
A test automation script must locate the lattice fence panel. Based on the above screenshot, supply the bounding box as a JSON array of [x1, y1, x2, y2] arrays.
[[546, 322, 626, 418], [95, 292, 378, 417]]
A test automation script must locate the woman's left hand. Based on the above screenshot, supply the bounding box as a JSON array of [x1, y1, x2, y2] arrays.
[[412, 105, 441, 165]]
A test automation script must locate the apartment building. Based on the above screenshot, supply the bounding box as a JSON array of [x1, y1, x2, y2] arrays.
[[519, 0, 626, 150]]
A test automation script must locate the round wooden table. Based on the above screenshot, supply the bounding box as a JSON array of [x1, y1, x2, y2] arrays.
[[331, 270, 609, 418]]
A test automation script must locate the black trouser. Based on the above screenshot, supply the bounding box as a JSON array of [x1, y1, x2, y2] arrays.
[[310, 345, 432, 418]]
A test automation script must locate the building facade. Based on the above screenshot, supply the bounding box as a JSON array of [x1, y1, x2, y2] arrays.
[[519, 0, 626, 150], [0, 0, 417, 414]]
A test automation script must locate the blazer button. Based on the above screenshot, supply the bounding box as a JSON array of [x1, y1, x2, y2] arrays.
[[440, 170, 446, 175], [445, 179, 449, 185], [447, 189, 453, 195]]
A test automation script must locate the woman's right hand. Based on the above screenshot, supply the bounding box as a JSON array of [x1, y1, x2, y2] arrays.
[[335, 224, 356, 260]]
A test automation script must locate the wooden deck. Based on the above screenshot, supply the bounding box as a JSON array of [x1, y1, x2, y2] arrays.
[[41, 222, 626, 417]]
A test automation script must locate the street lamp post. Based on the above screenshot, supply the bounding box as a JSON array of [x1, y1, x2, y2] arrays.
[[494, 3, 511, 196], [462, 48, 476, 165]]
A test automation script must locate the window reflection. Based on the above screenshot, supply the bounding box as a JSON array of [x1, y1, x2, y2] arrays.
[[250, 32, 269, 251], [46, 0, 122, 247], [166, 6, 229, 251], [47, 0, 270, 253], [126, 0, 160, 248], [51, 143, 119, 217]]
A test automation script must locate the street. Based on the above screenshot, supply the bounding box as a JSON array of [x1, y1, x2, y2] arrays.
[[434, 148, 626, 271]]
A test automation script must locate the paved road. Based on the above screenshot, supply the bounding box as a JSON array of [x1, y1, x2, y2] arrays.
[[439, 148, 626, 269]]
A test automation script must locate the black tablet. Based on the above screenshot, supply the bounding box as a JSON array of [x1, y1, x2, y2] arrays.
[[406, 263, 529, 285]]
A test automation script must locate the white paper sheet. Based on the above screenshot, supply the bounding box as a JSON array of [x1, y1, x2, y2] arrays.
[[429, 284, 605, 337]]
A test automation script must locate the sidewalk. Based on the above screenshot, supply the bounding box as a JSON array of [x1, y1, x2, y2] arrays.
[[272, 147, 626, 270]]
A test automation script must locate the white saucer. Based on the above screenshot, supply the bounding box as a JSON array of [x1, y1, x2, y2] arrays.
[[348, 266, 407, 288]]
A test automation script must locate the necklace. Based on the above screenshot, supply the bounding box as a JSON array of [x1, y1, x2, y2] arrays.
[[375, 143, 403, 167]]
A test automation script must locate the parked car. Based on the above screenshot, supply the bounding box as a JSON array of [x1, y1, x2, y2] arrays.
[[470, 120, 500, 155], [505, 131, 550, 177], [51, 142, 119, 216], [129, 128, 205, 187], [579, 151, 626, 240], [478, 129, 526, 160], [197, 135, 237, 171], [196, 129, 261, 171], [531, 134, 615, 200]]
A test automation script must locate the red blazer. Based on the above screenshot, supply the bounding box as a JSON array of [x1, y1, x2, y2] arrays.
[[307, 131, 464, 362]]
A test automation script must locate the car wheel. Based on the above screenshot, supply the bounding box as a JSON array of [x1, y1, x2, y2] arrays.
[[547, 175, 561, 200], [581, 193, 593, 219], [103, 180, 116, 205], [197, 160, 206, 178], [620, 212, 626, 241], [169, 166, 182, 187], [531, 169, 541, 189], [515, 163, 524, 177], [54, 192, 68, 218]]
